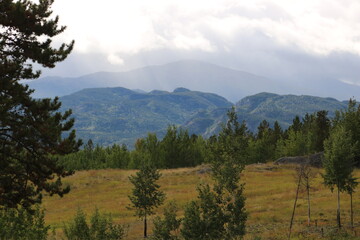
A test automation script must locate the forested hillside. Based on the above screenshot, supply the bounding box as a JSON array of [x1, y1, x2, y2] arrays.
[[60, 88, 347, 146], [60, 87, 232, 145]]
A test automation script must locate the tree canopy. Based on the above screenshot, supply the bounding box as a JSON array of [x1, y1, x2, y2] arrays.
[[0, 0, 81, 209]]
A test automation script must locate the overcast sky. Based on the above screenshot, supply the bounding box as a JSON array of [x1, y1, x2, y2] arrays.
[[41, 0, 360, 99]]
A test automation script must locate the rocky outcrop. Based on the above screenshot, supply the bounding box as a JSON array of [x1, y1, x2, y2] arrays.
[[274, 152, 324, 167]]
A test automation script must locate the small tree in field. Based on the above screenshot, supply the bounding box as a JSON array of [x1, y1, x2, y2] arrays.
[[323, 125, 355, 229], [300, 163, 317, 227], [181, 107, 247, 240], [344, 176, 358, 229], [128, 165, 165, 238]]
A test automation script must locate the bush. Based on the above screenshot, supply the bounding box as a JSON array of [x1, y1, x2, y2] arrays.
[[0, 207, 49, 240], [151, 202, 181, 240], [63, 208, 125, 240]]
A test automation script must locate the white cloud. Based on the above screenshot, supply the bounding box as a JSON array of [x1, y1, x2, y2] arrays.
[[107, 54, 124, 65], [340, 78, 360, 87], [51, 0, 360, 58]]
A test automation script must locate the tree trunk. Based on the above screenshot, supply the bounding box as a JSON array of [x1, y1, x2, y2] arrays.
[[307, 183, 311, 226], [144, 214, 147, 238], [289, 174, 302, 240], [350, 192, 354, 229], [337, 186, 341, 229]]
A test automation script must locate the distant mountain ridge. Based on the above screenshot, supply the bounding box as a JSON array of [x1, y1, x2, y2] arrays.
[[59, 88, 347, 147], [26, 60, 289, 102]]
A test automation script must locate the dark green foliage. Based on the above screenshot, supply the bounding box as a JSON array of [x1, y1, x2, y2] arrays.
[[151, 202, 181, 240], [313, 110, 331, 151], [248, 120, 278, 163], [333, 99, 360, 166], [63, 208, 125, 240], [64, 209, 90, 240], [0, 0, 81, 209], [128, 165, 165, 238], [276, 129, 308, 157], [0, 206, 49, 240], [275, 111, 330, 159], [0, 0, 74, 81], [161, 126, 206, 168], [181, 185, 225, 240], [60, 141, 130, 170], [59, 127, 207, 170], [209, 107, 249, 184]]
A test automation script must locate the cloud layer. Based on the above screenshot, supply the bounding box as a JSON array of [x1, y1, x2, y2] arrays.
[[53, 0, 360, 60], [39, 0, 360, 101]]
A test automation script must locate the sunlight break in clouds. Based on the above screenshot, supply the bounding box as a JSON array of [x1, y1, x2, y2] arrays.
[[107, 54, 125, 65], [52, 0, 360, 65]]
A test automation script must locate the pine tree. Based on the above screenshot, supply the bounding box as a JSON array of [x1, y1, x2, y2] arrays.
[[128, 164, 165, 238], [0, 0, 81, 209], [333, 99, 360, 166], [182, 107, 247, 240]]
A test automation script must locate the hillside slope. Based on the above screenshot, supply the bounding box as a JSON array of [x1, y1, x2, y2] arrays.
[[60, 89, 347, 146], [183, 92, 347, 137], [60, 87, 232, 145]]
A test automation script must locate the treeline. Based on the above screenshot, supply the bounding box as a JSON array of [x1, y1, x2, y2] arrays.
[[59, 126, 207, 170], [59, 100, 360, 170]]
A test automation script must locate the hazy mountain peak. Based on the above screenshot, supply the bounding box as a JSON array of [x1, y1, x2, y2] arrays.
[[173, 87, 191, 93], [26, 60, 286, 101], [27, 59, 360, 102]]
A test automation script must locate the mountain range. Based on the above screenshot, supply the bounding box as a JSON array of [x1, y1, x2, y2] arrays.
[[25, 60, 360, 103], [26, 60, 290, 102], [59, 88, 347, 147]]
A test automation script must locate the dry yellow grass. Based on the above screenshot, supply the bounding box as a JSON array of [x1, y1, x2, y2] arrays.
[[42, 164, 360, 240]]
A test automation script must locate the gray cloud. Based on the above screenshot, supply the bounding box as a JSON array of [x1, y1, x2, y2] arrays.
[[40, 0, 360, 101]]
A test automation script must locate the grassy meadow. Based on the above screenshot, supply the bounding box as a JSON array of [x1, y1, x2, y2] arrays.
[[43, 163, 360, 240]]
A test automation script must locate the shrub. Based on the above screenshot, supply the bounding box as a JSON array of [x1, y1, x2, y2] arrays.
[[63, 208, 125, 240], [0, 207, 49, 240]]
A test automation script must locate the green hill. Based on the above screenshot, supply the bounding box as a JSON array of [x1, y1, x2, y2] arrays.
[[61, 89, 347, 146], [183, 92, 347, 137], [60, 87, 232, 146]]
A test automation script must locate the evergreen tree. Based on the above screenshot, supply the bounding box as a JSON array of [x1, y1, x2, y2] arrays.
[[0, 0, 81, 209], [181, 184, 224, 240], [333, 99, 360, 166], [272, 121, 283, 143], [313, 110, 330, 152], [256, 120, 270, 140], [289, 116, 303, 133], [128, 165, 165, 238], [182, 107, 247, 240], [161, 125, 179, 168]]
